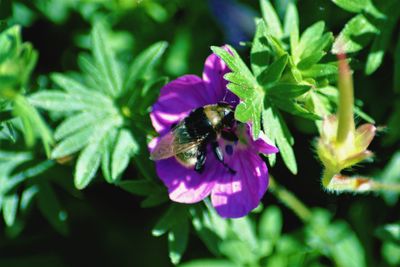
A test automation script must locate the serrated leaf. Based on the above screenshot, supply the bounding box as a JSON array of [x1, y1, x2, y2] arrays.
[[124, 41, 168, 90], [263, 107, 297, 174], [332, 14, 378, 54], [268, 84, 311, 98], [37, 183, 68, 235], [251, 20, 271, 77], [3, 194, 18, 227], [260, 0, 283, 39], [92, 22, 122, 97], [294, 21, 325, 63], [74, 140, 102, 190], [168, 219, 189, 264], [284, 1, 299, 51], [258, 54, 288, 86], [111, 129, 138, 180]]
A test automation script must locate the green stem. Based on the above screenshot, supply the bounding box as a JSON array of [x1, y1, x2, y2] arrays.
[[336, 55, 355, 145], [269, 176, 312, 223]]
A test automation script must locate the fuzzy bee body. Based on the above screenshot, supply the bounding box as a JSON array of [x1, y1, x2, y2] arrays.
[[150, 102, 238, 173]]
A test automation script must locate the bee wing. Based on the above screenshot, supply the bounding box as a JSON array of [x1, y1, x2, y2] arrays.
[[150, 130, 207, 160]]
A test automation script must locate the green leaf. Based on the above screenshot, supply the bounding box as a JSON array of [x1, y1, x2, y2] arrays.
[[37, 183, 68, 235], [140, 191, 168, 207], [168, 219, 189, 265], [251, 20, 271, 77], [219, 240, 257, 264], [376, 223, 400, 245], [180, 260, 238, 267], [297, 51, 326, 70], [92, 22, 122, 97], [111, 129, 138, 180], [118, 179, 159, 196], [268, 84, 311, 98], [210, 46, 255, 82], [231, 217, 258, 250], [29, 91, 85, 111], [301, 64, 338, 78], [382, 242, 400, 266], [51, 126, 93, 158], [54, 112, 100, 141], [13, 95, 54, 155], [259, 206, 282, 244], [365, 6, 400, 75], [379, 151, 400, 205], [260, 0, 283, 39], [74, 141, 102, 189], [331, 0, 384, 18], [300, 32, 333, 63], [51, 73, 114, 108], [19, 185, 39, 212], [258, 54, 288, 86], [263, 107, 297, 174], [332, 14, 378, 54], [3, 194, 19, 227], [124, 41, 168, 90], [152, 204, 187, 237], [211, 45, 263, 138], [284, 1, 299, 52], [294, 21, 325, 63]]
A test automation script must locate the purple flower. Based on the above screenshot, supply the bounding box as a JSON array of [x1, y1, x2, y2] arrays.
[[149, 47, 278, 218]]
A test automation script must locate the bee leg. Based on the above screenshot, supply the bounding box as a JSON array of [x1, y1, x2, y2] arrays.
[[211, 141, 236, 175], [195, 144, 207, 173], [221, 130, 238, 142]]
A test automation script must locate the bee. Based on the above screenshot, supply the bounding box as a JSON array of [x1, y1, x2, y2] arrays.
[[150, 102, 238, 174]]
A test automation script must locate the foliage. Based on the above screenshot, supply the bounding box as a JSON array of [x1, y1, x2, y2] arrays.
[[0, 0, 399, 266]]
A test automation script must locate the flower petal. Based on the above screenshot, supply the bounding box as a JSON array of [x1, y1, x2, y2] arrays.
[[202, 46, 239, 106], [150, 75, 212, 135], [211, 149, 268, 218], [155, 146, 225, 203], [253, 130, 279, 155]]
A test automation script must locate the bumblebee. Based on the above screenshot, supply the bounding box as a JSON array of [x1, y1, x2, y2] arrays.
[[150, 102, 238, 174]]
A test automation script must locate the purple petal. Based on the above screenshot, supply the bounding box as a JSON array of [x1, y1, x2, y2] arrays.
[[211, 148, 269, 218], [155, 146, 225, 203], [150, 75, 213, 135], [202, 46, 239, 106], [253, 130, 279, 155]]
